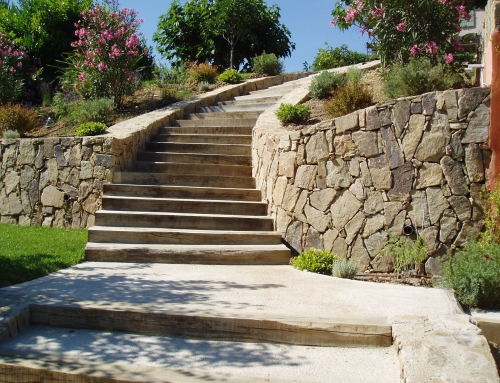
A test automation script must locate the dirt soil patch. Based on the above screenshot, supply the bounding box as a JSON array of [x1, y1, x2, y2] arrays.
[[354, 273, 434, 287]]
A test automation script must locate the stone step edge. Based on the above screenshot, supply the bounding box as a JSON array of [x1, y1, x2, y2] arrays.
[[89, 226, 281, 236], [0, 349, 287, 383], [104, 184, 261, 195], [101, 195, 264, 205], [29, 302, 393, 348], [96, 210, 270, 219]]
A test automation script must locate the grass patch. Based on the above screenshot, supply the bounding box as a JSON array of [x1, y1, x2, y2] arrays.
[[0, 224, 87, 287]]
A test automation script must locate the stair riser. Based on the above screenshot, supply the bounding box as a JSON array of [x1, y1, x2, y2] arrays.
[[144, 142, 251, 156], [103, 184, 262, 201], [113, 173, 256, 189], [30, 305, 392, 347], [88, 230, 282, 245], [136, 152, 251, 166], [173, 119, 256, 128], [151, 134, 252, 145], [219, 98, 279, 105], [183, 111, 262, 120], [159, 126, 253, 135], [196, 105, 272, 113], [95, 212, 274, 231], [101, 198, 267, 215], [130, 162, 252, 177]]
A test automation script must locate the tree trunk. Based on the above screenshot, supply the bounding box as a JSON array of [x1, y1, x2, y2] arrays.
[[230, 43, 234, 69]]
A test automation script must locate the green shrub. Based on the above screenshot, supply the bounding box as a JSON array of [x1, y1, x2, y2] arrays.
[[441, 241, 500, 309], [218, 69, 243, 84], [332, 259, 358, 279], [312, 44, 369, 71], [291, 248, 339, 275], [75, 122, 107, 137], [187, 62, 219, 84], [53, 94, 114, 125], [0, 103, 37, 136], [3, 129, 20, 139], [309, 71, 347, 99], [383, 58, 464, 99], [324, 82, 373, 118], [275, 103, 311, 125], [384, 231, 427, 274], [346, 68, 363, 84], [252, 52, 284, 76]]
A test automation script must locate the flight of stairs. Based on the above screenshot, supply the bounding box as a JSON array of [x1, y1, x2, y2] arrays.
[[85, 84, 295, 264]]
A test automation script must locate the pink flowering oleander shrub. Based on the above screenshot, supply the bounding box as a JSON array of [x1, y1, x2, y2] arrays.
[[331, 0, 475, 66], [0, 32, 30, 104], [67, 0, 147, 107]]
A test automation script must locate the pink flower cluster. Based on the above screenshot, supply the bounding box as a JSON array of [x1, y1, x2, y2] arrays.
[[396, 22, 407, 32], [0, 32, 29, 75], [370, 7, 386, 19]]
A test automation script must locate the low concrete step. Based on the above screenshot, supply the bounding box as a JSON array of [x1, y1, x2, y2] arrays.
[[94, 210, 274, 231], [224, 96, 281, 104], [103, 184, 262, 201], [131, 161, 252, 177], [183, 111, 262, 120], [114, 172, 256, 189], [28, 302, 392, 347], [151, 134, 252, 145], [241, 91, 288, 99], [196, 104, 274, 113], [144, 142, 251, 155], [136, 152, 251, 166], [85, 243, 292, 264], [159, 125, 254, 135], [101, 196, 267, 215], [173, 119, 256, 128], [88, 227, 283, 245]]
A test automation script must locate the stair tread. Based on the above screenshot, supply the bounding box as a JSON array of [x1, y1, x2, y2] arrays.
[[86, 242, 289, 250], [89, 226, 280, 235], [97, 210, 270, 219], [102, 196, 264, 204]]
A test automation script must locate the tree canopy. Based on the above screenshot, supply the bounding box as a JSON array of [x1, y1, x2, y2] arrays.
[[153, 0, 295, 71]]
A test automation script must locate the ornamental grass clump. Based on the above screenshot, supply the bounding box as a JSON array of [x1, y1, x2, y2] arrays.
[[291, 248, 339, 275]]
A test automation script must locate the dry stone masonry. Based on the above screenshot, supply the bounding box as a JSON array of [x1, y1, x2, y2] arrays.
[[253, 87, 491, 275]]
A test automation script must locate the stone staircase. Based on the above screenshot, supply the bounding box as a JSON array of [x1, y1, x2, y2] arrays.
[[85, 84, 295, 264]]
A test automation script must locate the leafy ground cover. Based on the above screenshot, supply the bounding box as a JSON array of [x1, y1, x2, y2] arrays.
[[0, 224, 87, 287]]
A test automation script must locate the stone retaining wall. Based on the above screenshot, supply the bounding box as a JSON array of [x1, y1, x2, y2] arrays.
[[0, 73, 310, 228], [253, 86, 491, 275]]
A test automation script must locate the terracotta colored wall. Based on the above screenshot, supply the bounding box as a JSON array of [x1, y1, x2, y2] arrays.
[[489, 28, 500, 190]]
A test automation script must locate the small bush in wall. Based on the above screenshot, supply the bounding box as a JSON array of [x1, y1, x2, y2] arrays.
[[275, 103, 311, 125], [309, 71, 347, 99], [218, 69, 243, 84], [324, 82, 373, 118], [291, 248, 339, 275], [75, 122, 107, 137], [252, 52, 284, 76], [332, 259, 358, 279], [0, 103, 37, 136]]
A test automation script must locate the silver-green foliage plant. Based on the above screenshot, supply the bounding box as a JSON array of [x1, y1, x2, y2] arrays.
[[53, 93, 114, 125], [385, 230, 427, 274], [197, 81, 211, 91], [291, 248, 339, 275], [3, 129, 20, 139], [275, 103, 311, 125], [75, 122, 107, 137], [332, 259, 358, 279], [252, 52, 284, 76], [309, 71, 347, 99]]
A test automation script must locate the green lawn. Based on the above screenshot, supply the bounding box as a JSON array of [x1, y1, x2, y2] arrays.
[[0, 224, 87, 288]]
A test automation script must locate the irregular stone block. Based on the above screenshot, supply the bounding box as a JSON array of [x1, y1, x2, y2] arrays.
[[363, 214, 384, 239], [285, 220, 303, 254], [20, 166, 35, 189], [333, 134, 357, 159], [352, 131, 379, 158], [365, 106, 380, 131], [330, 190, 363, 229], [421, 226, 439, 255], [305, 226, 323, 250], [389, 210, 406, 236], [403, 114, 425, 161], [448, 195, 472, 222], [442, 90, 458, 121], [426, 187, 449, 225], [326, 159, 352, 189], [393, 99, 411, 137], [5, 170, 20, 195], [349, 178, 364, 201], [276, 208, 292, 236], [359, 161, 373, 187], [95, 153, 113, 168], [440, 209, 459, 243], [458, 87, 490, 119], [282, 184, 301, 211], [324, 228, 339, 251], [304, 204, 331, 233], [450, 131, 465, 160], [415, 162, 443, 189], [462, 104, 490, 144], [454, 220, 483, 247], [80, 161, 93, 180], [68, 145, 82, 167], [381, 126, 404, 170], [371, 254, 394, 272], [41, 185, 65, 208], [54, 145, 67, 168], [331, 237, 348, 258], [345, 211, 365, 245], [82, 193, 99, 214], [465, 144, 484, 183], [295, 165, 317, 189], [441, 156, 468, 196], [306, 131, 329, 164], [422, 92, 436, 115], [415, 132, 448, 162], [388, 162, 413, 198], [8, 193, 23, 215], [351, 236, 371, 271], [278, 151, 296, 178], [310, 188, 337, 212], [411, 102, 422, 114], [384, 202, 404, 226], [370, 167, 392, 191], [17, 140, 36, 165], [408, 190, 431, 228], [364, 190, 384, 215], [335, 112, 358, 133], [272, 176, 287, 207]]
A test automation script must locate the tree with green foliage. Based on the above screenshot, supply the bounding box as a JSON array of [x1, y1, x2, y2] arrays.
[[0, 0, 93, 85], [154, 0, 295, 71], [312, 43, 368, 71]]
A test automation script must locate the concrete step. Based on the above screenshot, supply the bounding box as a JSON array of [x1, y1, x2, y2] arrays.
[[103, 184, 262, 201], [151, 134, 252, 145], [94, 210, 274, 231], [101, 196, 267, 215], [28, 302, 392, 347], [113, 172, 256, 189], [144, 142, 251, 155], [226, 96, 281, 104], [85, 243, 292, 264], [136, 151, 251, 166], [183, 111, 262, 120], [88, 227, 283, 245], [159, 125, 254, 135], [131, 161, 252, 177], [196, 104, 274, 113], [240, 91, 288, 99], [173, 119, 257, 128]]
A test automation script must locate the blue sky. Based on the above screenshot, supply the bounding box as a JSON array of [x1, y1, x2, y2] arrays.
[[119, 0, 370, 72]]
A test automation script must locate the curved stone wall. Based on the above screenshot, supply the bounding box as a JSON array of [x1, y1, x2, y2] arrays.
[[253, 86, 491, 275]]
